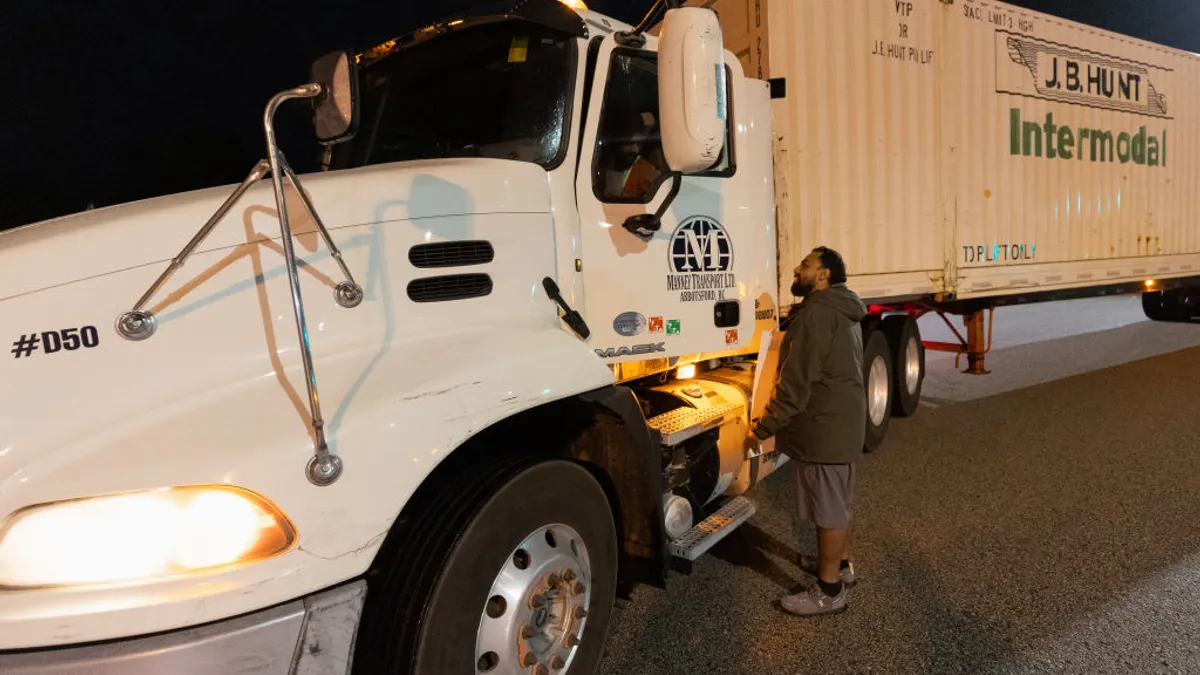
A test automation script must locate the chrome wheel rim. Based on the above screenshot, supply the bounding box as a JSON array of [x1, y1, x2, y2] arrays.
[[476, 523, 592, 675], [904, 336, 921, 395], [869, 355, 889, 427]]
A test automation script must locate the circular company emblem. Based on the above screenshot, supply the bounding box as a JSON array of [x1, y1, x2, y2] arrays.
[[613, 311, 648, 337], [668, 216, 733, 274]]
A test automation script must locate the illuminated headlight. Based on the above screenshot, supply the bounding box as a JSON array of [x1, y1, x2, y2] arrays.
[[0, 486, 297, 588]]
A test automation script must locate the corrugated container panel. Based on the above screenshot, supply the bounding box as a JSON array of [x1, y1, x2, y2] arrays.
[[765, 0, 944, 291], [945, 0, 1200, 297]]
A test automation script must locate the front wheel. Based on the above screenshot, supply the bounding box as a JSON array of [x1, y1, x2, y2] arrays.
[[355, 459, 619, 675]]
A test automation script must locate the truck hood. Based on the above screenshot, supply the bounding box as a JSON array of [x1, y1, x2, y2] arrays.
[[0, 158, 551, 301]]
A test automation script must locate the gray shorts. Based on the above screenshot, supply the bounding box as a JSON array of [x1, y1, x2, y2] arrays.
[[792, 461, 856, 530]]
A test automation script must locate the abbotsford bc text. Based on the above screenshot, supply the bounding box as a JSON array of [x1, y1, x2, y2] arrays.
[[1010, 108, 1165, 166]]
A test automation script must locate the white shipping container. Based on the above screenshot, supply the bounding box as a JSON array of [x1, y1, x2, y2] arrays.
[[692, 0, 1200, 303]]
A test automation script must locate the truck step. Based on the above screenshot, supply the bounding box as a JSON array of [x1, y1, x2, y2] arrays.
[[668, 496, 756, 562], [647, 401, 742, 447]]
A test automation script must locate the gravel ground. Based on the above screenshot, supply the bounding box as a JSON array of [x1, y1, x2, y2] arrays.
[[599, 298, 1200, 675]]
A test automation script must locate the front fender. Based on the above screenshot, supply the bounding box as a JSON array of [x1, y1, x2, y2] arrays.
[[0, 323, 614, 650]]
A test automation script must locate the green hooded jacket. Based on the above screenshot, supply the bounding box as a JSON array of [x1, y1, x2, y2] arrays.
[[751, 283, 868, 464]]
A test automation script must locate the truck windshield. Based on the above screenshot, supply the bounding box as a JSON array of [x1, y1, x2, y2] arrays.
[[330, 23, 575, 171]]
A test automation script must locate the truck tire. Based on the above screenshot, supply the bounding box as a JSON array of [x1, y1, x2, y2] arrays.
[[882, 314, 923, 418], [354, 459, 619, 675], [863, 328, 893, 453]]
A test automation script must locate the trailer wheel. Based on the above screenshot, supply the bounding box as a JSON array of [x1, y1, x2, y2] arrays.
[[863, 328, 893, 453], [1142, 290, 1191, 322], [882, 314, 924, 418], [354, 459, 619, 675]]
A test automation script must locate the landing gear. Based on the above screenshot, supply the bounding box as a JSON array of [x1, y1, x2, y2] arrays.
[[922, 306, 994, 375]]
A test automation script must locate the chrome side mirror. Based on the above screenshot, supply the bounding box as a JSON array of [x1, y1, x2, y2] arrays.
[[310, 50, 360, 145]]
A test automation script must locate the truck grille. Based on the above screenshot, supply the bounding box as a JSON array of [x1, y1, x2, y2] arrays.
[[408, 241, 494, 268], [407, 274, 493, 303]]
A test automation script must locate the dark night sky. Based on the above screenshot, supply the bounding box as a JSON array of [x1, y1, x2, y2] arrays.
[[0, 0, 1192, 231]]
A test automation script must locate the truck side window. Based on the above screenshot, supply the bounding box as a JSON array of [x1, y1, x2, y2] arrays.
[[592, 51, 735, 204]]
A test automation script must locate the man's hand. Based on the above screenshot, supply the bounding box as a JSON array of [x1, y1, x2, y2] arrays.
[[745, 427, 761, 453], [747, 426, 777, 457]]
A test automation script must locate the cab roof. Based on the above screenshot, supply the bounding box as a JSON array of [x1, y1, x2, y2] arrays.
[[356, 0, 629, 68]]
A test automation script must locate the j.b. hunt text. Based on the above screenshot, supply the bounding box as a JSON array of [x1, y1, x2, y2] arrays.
[[1042, 57, 1144, 103]]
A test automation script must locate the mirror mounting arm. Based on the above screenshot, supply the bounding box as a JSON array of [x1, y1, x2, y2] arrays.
[[622, 172, 683, 241], [614, 31, 647, 48], [115, 69, 363, 488], [633, 0, 681, 36], [262, 83, 350, 488]]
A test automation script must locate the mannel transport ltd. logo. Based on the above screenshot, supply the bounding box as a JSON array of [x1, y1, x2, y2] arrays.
[[666, 216, 737, 303], [669, 216, 733, 274]]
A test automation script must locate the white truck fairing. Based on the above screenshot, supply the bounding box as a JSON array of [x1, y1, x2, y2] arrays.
[[0, 157, 614, 647]]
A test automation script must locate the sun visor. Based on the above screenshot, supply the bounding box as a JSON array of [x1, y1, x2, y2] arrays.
[[358, 0, 589, 67], [467, 0, 591, 39]]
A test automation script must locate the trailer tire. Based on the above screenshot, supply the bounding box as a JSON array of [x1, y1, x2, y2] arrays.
[[1142, 290, 1191, 322], [863, 328, 893, 453], [354, 459, 619, 675], [882, 314, 923, 418]]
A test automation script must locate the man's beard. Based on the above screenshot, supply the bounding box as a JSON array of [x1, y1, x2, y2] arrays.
[[791, 279, 814, 297]]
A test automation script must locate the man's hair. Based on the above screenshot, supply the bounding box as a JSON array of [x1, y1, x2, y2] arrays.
[[812, 246, 847, 284]]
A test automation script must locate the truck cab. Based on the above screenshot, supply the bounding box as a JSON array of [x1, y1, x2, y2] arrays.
[[326, 2, 779, 374]]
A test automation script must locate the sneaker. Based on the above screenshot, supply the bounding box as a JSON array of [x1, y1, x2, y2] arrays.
[[798, 554, 856, 587], [780, 583, 848, 617]]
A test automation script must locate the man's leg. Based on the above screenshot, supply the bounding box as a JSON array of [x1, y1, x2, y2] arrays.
[[781, 464, 853, 616], [817, 526, 849, 584], [798, 483, 856, 586]]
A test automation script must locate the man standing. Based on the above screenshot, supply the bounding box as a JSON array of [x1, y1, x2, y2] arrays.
[[748, 246, 867, 617]]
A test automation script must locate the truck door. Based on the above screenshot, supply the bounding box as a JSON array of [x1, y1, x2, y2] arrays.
[[575, 32, 758, 366]]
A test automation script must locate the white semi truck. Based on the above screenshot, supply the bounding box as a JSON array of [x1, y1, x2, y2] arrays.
[[1, 0, 1197, 673]]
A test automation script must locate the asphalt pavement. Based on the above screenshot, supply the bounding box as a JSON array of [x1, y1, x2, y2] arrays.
[[598, 295, 1200, 675]]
